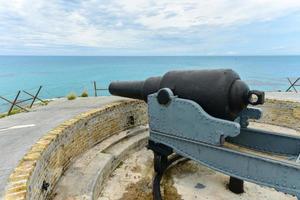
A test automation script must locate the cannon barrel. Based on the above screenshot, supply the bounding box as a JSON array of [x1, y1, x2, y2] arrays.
[[109, 69, 264, 120]]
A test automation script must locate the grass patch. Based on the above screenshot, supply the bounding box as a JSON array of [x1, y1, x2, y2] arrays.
[[80, 90, 88, 97], [9, 108, 23, 115], [42, 100, 50, 105], [256, 99, 300, 131], [35, 100, 51, 106], [67, 92, 77, 100], [293, 107, 300, 119], [0, 108, 23, 119], [0, 100, 51, 119]]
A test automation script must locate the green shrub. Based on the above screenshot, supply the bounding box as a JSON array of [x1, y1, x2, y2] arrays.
[[9, 108, 22, 115], [81, 90, 88, 97], [0, 100, 51, 119], [42, 100, 50, 105], [67, 92, 77, 100], [0, 108, 22, 118]]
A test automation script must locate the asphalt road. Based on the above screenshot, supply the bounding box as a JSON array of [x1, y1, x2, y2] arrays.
[[0, 96, 124, 198]]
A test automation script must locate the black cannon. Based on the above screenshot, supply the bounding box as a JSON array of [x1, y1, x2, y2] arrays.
[[109, 69, 264, 199], [109, 69, 264, 120], [109, 69, 300, 200]]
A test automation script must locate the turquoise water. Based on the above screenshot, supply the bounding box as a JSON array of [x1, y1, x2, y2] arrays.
[[0, 56, 299, 111]]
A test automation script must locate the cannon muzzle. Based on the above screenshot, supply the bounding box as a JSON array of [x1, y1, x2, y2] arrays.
[[109, 80, 145, 100], [109, 76, 162, 101], [109, 69, 264, 120]]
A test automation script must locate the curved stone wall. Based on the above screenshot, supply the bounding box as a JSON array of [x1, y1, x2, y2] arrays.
[[4, 100, 147, 200]]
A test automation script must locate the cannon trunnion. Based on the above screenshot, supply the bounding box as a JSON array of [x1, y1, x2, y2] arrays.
[[109, 69, 300, 200]]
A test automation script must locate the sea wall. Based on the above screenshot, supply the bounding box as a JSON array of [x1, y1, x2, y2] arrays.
[[4, 100, 147, 200]]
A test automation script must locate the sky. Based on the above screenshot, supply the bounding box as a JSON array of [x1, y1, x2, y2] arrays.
[[0, 0, 300, 55]]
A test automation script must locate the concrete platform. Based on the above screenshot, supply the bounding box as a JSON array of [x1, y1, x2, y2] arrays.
[[98, 122, 300, 200], [0, 97, 125, 198], [52, 126, 148, 200]]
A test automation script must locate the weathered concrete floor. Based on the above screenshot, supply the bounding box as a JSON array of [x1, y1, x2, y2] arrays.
[[256, 98, 300, 131], [0, 96, 124, 198], [98, 123, 299, 200]]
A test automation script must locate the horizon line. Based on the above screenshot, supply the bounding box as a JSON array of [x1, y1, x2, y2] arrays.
[[0, 54, 300, 57]]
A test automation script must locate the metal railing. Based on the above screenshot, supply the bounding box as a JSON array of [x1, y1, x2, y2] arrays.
[[286, 77, 300, 93], [0, 81, 109, 116], [93, 81, 108, 97], [0, 86, 45, 115]]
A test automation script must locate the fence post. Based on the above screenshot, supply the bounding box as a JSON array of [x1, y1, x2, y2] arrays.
[[0, 92, 29, 115], [23, 88, 46, 104], [29, 86, 42, 108], [8, 91, 21, 115], [93, 81, 97, 97]]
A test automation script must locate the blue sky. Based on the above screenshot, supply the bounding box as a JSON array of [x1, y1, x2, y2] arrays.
[[0, 0, 300, 55]]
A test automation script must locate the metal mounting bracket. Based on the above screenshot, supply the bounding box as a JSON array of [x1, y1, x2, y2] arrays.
[[235, 107, 262, 128], [148, 88, 300, 200], [148, 88, 240, 146]]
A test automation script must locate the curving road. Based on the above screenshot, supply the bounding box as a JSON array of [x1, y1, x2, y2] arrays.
[[0, 96, 124, 198]]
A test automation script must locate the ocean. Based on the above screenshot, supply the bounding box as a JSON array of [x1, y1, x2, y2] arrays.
[[0, 56, 299, 111]]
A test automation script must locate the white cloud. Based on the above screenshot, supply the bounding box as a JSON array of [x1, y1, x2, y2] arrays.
[[0, 0, 300, 53], [0, 0, 142, 49], [125, 0, 300, 29]]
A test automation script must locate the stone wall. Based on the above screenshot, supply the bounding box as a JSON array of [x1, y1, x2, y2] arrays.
[[5, 100, 147, 200]]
